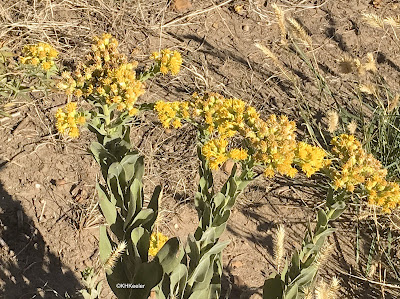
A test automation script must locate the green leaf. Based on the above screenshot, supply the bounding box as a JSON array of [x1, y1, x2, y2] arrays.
[[317, 209, 328, 228], [290, 266, 317, 287], [284, 283, 299, 299], [329, 201, 346, 220], [156, 237, 181, 274], [170, 264, 188, 298], [189, 255, 211, 284], [124, 179, 142, 230], [128, 260, 163, 298], [131, 209, 154, 228], [146, 185, 162, 230], [187, 234, 200, 271], [120, 153, 141, 183], [97, 183, 117, 226], [99, 225, 112, 264], [131, 227, 150, 261], [263, 274, 283, 299]]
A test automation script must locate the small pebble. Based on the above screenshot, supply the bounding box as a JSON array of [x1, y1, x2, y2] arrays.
[[242, 25, 250, 32], [174, 223, 179, 229], [35, 183, 41, 189]]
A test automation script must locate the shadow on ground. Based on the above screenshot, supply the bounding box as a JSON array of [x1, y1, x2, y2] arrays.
[[0, 161, 81, 298]]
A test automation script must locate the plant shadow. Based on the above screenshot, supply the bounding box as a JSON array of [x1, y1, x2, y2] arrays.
[[0, 161, 81, 298]]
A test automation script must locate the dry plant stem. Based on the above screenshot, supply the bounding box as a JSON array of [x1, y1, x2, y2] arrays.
[[157, 0, 234, 29]]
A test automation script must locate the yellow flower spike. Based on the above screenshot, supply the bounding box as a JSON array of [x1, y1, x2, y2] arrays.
[[128, 108, 139, 116], [151, 49, 183, 75], [229, 148, 248, 161], [55, 102, 85, 139], [20, 43, 58, 70], [330, 134, 400, 212], [295, 142, 328, 177], [149, 232, 168, 257]]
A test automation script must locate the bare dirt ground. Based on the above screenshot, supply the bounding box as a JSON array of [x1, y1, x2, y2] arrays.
[[1, 0, 400, 298]]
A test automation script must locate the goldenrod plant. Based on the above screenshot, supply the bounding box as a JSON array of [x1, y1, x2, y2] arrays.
[[263, 189, 346, 299], [0, 42, 58, 116], [79, 267, 102, 299], [55, 33, 185, 298], [53, 31, 400, 299]]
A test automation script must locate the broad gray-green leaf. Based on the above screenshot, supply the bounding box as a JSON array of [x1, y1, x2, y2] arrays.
[[284, 283, 299, 299], [156, 237, 180, 274], [99, 225, 112, 264], [263, 274, 283, 299], [124, 179, 142, 230], [97, 183, 117, 225], [131, 209, 154, 228], [121, 153, 140, 183], [170, 264, 188, 298], [317, 209, 328, 228], [131, 227, 150, 260]]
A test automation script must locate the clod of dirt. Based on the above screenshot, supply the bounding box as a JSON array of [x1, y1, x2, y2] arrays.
[[51, 178, 67, 187], [173, 0, 192, 12], [231, 260, 243, 269]]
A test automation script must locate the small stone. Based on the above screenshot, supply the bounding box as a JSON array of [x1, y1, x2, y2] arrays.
[[34, 183, 41, 189], [9, 250, 14, 257], [174, 223, 179, 229], [34, 243, 38, 250], [173, 0, 192, 11], [242, 25, 250, 32]]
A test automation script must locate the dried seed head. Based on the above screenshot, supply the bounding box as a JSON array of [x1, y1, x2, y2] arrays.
[[364, 53, 377, 73], [315, 279, 329, 299], [104, 241, 127, 272], [328, 276, 340, 299], [367, 261, 378, 278], [359, 84, 376, 95], [384, 16, 400, 28], [273, 225, 285, 269], [303, 286, 314, 299], [326, 111, 339, 134], [362, 13, 385, 29], [255, 43, 282, 68], [271, 4, 287, 45], [287, 17, 312, 47], [347, 120, 357, 134], [315, 242, 334, 269], [388, 93, 400, 112], [338, 55, 356, 74]]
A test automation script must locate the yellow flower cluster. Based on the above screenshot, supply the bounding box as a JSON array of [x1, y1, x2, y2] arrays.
[[154, 101, 190, 128], [20, 42, 58, 71], [202, 138, 229, 169], [148, 232, 168, 257], [151, 49, 182, 75], [250, 114, 298, 178], [229, 148, 248, 161], [57, 33, 144, 116], [330, 134, 400, 212], [55, 102, 86, 138], [295, 142, 330, 177], [155, 93, 329, 176]]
